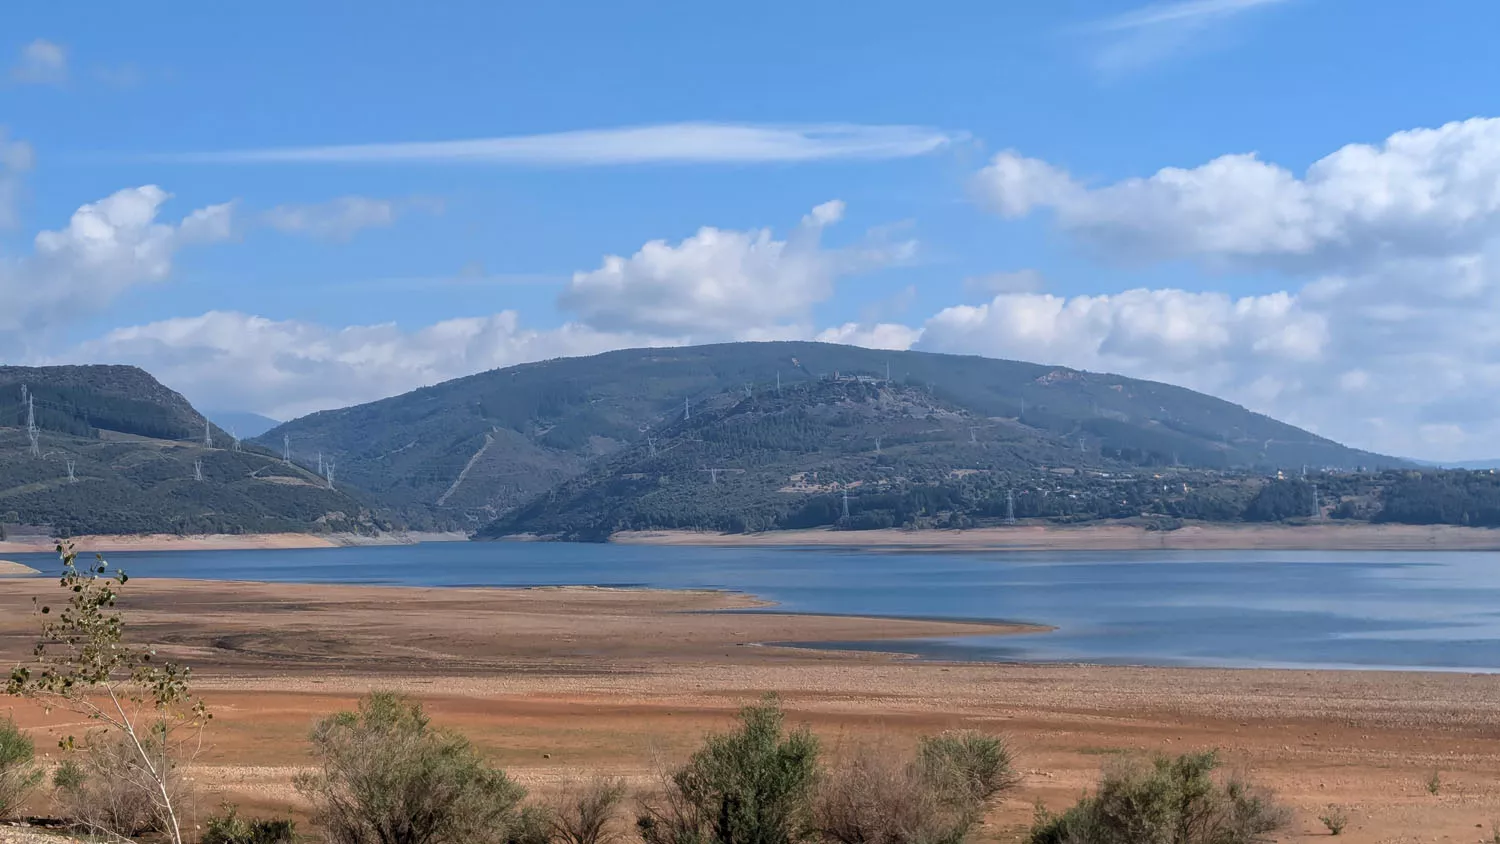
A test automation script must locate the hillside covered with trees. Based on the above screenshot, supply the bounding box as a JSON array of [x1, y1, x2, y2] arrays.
[[257, 341, 1405, 531], [0, 366, 382, 537]]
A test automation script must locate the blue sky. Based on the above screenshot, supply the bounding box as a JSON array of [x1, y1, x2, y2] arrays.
[[3, 0, 1500, 460]]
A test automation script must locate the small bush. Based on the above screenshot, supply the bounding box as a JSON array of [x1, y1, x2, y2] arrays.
[[51, 730, 192, 839], [202, 803, 298, 844], [638, 696, 820, 844], [1028, 751, 1289, 844], [295, 692, 530, 844], [817, 733, 1019, 844], [0, 716, 43, 819], [553, 778, 627, 844], [1318, 805, 1347, 836], [1425, 771, 1442, 795]]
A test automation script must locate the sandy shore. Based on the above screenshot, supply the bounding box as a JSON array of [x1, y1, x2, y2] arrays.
[[0, 559, 38, 576], [1, 579, 1496, 843], [0, 530, 469, 555], [614, 522, 1500, 550]]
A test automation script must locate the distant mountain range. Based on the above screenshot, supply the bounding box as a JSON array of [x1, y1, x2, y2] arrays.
[[208, 410, 283, 440], [255, 342, 1406, 533], [0, 366, 379, 537]]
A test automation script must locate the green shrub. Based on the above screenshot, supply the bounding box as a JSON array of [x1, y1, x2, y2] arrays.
[[1425, 771, 1442, 795], [1028, 751, 1289, 844], [1318, 805, 1347, 836], [294, 692, 530, 844], [638, 696, 821, 844], [0, 716, 42, 819], [202, 804, 298, 844]]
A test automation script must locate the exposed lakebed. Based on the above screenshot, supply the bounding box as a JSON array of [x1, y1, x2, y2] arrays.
[[8, 542, 1499, 672]]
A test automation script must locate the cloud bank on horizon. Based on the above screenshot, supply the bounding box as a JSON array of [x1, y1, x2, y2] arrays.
[[4, 3, 1500, 462]]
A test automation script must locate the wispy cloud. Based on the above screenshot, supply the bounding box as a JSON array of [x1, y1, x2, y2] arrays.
[[9, 38, 67, 85], [1084, 0, 1292, 73], [155, 122, 962, 166]]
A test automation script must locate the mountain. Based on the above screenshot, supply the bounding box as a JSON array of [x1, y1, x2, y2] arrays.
[[209, 410, 282, 440], [256, 342, 1403, 530], [1, 366, 381, 537]]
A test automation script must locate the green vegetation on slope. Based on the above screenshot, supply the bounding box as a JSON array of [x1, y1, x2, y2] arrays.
[[259, 342, 1404, 531], [0, 366, 381, 537]]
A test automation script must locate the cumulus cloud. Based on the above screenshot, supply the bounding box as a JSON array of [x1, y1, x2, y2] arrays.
[[959, 117, 1500, 460], [261, 196, 440, 241], [561, 200, 913, 337], [0, 186, 234, 339], [10, 39, 67, 85], [62, 311, 672, 420], [976, 118, 1500, 270], [814, 322, 923, 351]]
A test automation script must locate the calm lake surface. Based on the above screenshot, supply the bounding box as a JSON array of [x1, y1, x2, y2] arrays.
[[7, 543, 1500, 672]]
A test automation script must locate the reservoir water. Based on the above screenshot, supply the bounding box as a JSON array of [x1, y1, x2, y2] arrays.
[[6, 543, 1499, 672]]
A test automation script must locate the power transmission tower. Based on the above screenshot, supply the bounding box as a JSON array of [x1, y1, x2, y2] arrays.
[[885, 361, 891, 383], [744, 383, 753, 399], [1311, 483, 1322, 521], [65, 459, 77, 483], [969, 427, 979, 445], [317, 452, 325, 476], [194, 459, 204, 482], [283, 434, 291, 465], [874, 437, 881, 456], [646, 435, 658, 458], [776, 371, 781, 395], [1005, 489, 1016, 525], [231, 428, 242, 452], [684, 397, 691, 421], [325, 457, 336, 490], [203, 418, 212, 448], [841, 488, 851, 520], [24, 389, 39, 458], [702, 467, 719, 485]]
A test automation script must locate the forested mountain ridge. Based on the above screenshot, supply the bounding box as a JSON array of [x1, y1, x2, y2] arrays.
[[257, 341, 1404, 530], [0, 365, 382, 537]]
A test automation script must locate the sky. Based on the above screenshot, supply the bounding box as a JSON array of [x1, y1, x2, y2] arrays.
[[2, 0, 1500, 461]]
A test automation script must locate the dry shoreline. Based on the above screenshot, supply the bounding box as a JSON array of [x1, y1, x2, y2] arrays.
[[2, 522, 1496, 555], [612, 522, 1500, 550], [1, 578, 1497, 842], [0, 530, 468, 554]]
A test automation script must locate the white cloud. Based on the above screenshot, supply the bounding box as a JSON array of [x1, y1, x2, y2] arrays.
[[0, 127, 34, 228], [561, 200, 912, 337], [160, 122, 961, 166], [960, 116, 1500, 460], [63, 311, 673, 420], [261, 196, 434, 241], [0, 186, 234, 338], [1083, 0, 1291, 73], [814, 322, 922, 351], [10, 39, 67, 85], [976, 118, 1500, 270]]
